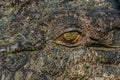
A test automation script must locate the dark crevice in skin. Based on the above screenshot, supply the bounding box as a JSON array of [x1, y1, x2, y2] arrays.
[[109, 0, 120, 10], [114, 0, 120, 10], [62, 0, 74, 3], [38, 22, 48, 27], [89, 37, 100, 42], [86, 36, 120, 51], [110, 27, 120, 31], [85, 43, 111, 48], [86, 37, 113, 49]]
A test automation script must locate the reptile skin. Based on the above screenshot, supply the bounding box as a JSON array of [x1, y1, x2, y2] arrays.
[[0, 0, 120, 80]]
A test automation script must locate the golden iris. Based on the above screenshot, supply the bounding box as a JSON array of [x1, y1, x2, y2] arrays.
[[63, 32, 80, 43], [55, 31, 81, 44]]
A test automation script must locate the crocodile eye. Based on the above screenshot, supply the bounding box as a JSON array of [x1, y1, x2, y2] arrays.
[[55, 31, 82, 47], [63, 32, 80, 43]]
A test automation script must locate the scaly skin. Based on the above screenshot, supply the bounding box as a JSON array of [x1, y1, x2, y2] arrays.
[[0, 0, 120, 80]]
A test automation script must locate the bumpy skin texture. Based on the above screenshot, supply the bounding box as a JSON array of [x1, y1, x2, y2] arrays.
[[0, 0, 120, 80]]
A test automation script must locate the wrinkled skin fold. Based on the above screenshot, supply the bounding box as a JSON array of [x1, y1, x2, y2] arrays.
[[0, 0, 120, 80]]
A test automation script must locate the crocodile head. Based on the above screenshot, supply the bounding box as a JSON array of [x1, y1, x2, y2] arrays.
[[0, 0, 120, 80]]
